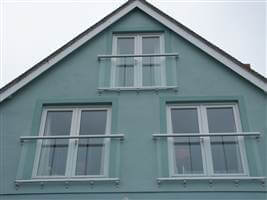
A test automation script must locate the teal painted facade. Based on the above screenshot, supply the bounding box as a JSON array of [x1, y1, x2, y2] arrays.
[[0, 8, 266, 199]]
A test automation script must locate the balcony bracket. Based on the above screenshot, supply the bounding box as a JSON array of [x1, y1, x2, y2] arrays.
[[115, 180, 120, 187], [98, 90, 102, 96], [64, 181, 69, 189], [256, 134, 261, 142], [40, 181, 44, 189], [117, 89, 121, 95], [209, 179, 213, 187], [261, 179, 265, 187], [14, 182, 20, 190], [183, 179, 187, 188], [155, 88, 159, 95], [234, 179, 239, 187], [89, 181, 95, 188]]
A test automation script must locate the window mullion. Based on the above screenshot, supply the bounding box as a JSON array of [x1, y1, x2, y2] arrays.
[[135, 35, 142, 87], [65, 108, 80, 177], [160, 35, 166, 87], [111, 36, 117, 87], [103, 108, 111, 177], [200, 105, 214, 176]]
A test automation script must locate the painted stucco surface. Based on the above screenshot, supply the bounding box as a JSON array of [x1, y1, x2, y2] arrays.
[[0, 8, 266, 199]]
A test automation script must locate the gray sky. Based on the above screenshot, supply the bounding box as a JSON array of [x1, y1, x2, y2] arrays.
[[1, 0, 266, 88]]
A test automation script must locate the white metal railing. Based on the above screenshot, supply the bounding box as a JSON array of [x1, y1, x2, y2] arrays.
[[152, 132, 261, 139], [16, 134, 124, 187], [98, 53, 178, 90], [153, 131, 264, 186], [98, 53, 179, 60]]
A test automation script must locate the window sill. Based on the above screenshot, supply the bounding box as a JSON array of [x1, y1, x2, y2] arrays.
[[14, 177, 120, 188], [97, 86, 178, 93], [157, 176, 265, 186]]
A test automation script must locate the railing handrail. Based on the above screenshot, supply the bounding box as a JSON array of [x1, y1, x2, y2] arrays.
[[98, 53, 179, 60], [20, 134, 125, 141], [153, 132, 261, 138]]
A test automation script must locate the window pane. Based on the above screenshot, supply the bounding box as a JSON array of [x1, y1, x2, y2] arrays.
[[79, 110, 107, 135], [37, 111, 72, 176], [44, 111, 72, 136], [171, 108, 203, 174], [207, 107, 236, 133], [207, 107, 243, 174], [76, 110, 107, 176], [116, 38, 134, 87], [171, 108, 199, 133], [117, 37, 134, 54], [142, 37, 161, 86]]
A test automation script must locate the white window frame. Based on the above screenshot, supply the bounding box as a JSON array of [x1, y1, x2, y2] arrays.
[[167, 103, 249, 177], [111, 33, 165, 88], [32, 107, 111, 179]]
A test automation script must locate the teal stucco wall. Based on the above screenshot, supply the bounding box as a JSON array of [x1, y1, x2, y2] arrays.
[[0, 8, 266, 199]]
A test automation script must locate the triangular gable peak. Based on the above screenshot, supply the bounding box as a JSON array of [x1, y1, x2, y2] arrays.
[[0, 0, 266, 102]]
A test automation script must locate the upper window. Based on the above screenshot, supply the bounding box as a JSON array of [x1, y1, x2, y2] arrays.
[[32, 107, 111, 178], [167, 104, 248, 176], [111, 33, 165, 88]]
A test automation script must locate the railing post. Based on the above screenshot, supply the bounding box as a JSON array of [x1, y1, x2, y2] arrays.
[[115, 138, 121, 182], [155, 137, 162, 180], [16, 140, 28, 181]]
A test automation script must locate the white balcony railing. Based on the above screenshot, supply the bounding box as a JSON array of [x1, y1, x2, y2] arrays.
[[153, 131, 265, 186], [97, 53, 178, 92], [16, 134, 124, 188]]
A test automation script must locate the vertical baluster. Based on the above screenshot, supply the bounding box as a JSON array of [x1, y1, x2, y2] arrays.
[[116, 139, 121, 179], [174, 55, 178, 87], [155, 138, 162, 178], [150, 56, 153, 86], [123, 57, 126, 87]]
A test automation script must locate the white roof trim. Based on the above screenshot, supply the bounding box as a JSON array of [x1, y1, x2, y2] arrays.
[[0, 0, 266, 102], [135, 1, 266, 92]]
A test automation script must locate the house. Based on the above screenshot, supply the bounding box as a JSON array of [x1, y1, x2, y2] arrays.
[[0, 0, 266, 199]]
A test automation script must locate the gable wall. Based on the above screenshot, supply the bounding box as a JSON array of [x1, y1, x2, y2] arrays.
[[0, 8, 266, 199]]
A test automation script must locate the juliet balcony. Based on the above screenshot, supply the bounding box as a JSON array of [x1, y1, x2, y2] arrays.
[[15, 133, 124, 188], [97, 53, 179, 92], [152, 131, 265, 187]]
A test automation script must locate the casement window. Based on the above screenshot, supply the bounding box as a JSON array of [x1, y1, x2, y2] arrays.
[[111, 33, 165, 88], [32, 107, 111, 178], [167, 104, 248, 176]]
